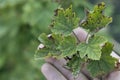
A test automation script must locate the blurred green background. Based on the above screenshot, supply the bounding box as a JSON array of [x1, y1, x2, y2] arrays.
[[0, 0, 119, 80]]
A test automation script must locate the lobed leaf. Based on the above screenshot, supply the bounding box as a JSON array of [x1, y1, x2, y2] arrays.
[[58, 35, 77, 57], [77, 35, 107, 60], [81, 2, 112, 32], [51, 5, 80, 36], [66, 53, 83, 76], [35, 33, 62, 59], [87, 42, 116, 77]]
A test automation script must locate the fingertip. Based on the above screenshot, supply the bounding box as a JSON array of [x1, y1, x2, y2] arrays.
[[41, 63, 50, 73], [41, 63, 67, 80]]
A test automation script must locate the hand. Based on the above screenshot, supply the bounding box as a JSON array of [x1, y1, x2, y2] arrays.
[[41, 58, 89, 80], [41, 57, 120, 80], [41, 27, 120, 80]]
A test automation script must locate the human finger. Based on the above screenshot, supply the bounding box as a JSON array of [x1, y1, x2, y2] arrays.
[[73, 27, 88, 42], [45, 58, 74, 80], [107, 71, 120, 80], [41, 63, 67, 80]]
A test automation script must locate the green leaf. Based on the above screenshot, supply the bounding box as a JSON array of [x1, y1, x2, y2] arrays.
[[51, 5, 80, 36], [58, 35, 77, 57], [77, 35, 107, 60], [87, 42, 116, 77], [0, 0, 58, 80], [38, 33, 53, 47], [66, 53, 83, 76], [35, 33, 62, 59], [81, 2, 112, 32]]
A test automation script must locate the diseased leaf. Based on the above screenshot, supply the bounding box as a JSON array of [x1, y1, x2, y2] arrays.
[[58, 35, 77, 57], [38, 33, 53, 47], [77, 35, 107, 60], [35, 33, 62, 59], [66, 53, 83, 76], [87, 42, 116, 77], [81, 2, 112, 32], [51, 5, 80, 36]]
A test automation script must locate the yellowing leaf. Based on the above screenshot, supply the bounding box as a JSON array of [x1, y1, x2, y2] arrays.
[[51, 6, 80, 36], [35, 33, 62, 59], [58, 35, 77, 57], [81, 2, 112, 32]]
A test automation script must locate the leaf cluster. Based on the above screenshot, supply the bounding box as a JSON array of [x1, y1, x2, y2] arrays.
[[36, 2, 117, 78]]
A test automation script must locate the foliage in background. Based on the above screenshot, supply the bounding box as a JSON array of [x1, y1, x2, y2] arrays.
[[109, 0, 120, 55], [56, 0, 93, 18], [109, 0, 120, 43], [0, 0, 58, 80]]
